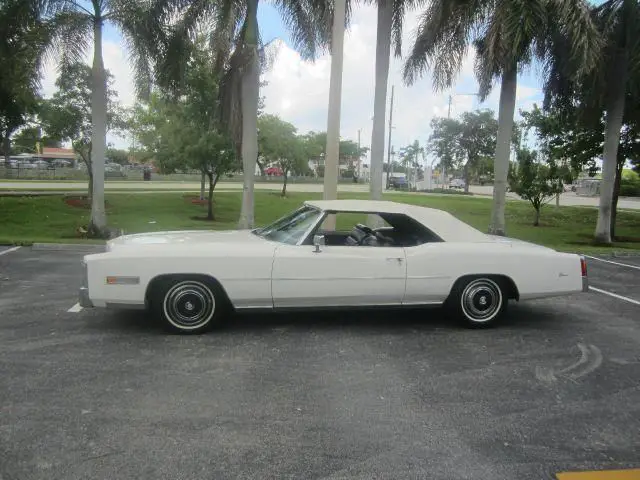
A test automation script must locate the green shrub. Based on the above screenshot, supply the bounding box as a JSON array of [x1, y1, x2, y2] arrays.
[[620, 178, 640, 197]]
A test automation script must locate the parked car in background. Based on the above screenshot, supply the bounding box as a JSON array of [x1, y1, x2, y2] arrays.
[[449, 179, 465, 189], [265, 166, 283, 176], [79, 199, 589, 334]]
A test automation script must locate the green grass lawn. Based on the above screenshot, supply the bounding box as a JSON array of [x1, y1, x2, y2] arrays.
[[0, 191, 638, 253]]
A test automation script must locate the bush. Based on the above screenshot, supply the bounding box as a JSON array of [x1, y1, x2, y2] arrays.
[[620, 178, 640, 197]]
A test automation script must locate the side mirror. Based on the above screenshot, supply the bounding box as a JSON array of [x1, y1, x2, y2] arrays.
[[313, 234, 325, 253]]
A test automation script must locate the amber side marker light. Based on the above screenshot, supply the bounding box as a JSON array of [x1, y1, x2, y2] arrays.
[[106, 276, 140, 285]]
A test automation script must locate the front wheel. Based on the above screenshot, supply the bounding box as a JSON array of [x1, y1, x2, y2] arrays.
[[153, 278, 225, 334], [447, 277, 506, 328]]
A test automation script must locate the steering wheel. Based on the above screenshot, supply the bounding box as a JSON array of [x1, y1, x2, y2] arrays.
[[355, 223, 374, 235], [373, 230, 394, 246]]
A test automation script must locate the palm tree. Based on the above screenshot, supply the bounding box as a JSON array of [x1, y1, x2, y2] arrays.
[[399, 139, 423, 186], [368, 0, 422, 201], [155, 0, 336, 229], [42, 0, 160, 237], [547, 0, 640, 244], [402, 0, 601, 236]]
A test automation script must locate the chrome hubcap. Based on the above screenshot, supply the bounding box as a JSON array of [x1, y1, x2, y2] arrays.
[[163, 281, 215, 330], [461, 279, 502, 322]]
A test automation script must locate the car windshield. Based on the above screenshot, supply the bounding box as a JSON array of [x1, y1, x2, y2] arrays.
[[253, 206, 323, 245]]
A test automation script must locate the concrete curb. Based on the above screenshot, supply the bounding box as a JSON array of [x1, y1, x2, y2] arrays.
[[31, 243, 106, 253]]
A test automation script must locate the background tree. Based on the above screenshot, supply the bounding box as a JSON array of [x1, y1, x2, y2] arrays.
[[134, 40, 238, 220], [509, 147, 563, 226], [403, 0, 600, 235], [106, 148, 130, 165], [457, 110, 498, 193], [156, 0, 335, 229], [545, 0, 640, 244], [428, 110, 498, 192], [0, 0, 50, 165], [258, 114, 307, 196], [399, 140, 424, 187], [39, 63, 123, 198], [428, 117, 464, 180], [11, 125, 61, 154], [523, 101, 640, 238]]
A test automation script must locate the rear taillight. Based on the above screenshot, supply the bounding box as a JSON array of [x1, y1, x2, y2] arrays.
[[580, 256, 587, 277]]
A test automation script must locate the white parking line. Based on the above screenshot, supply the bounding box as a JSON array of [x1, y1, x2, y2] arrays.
[[67, 303, 84, 313], [584, 255, 640, 271], [589, 286, 640, 306], [0, 246, 21, 256]]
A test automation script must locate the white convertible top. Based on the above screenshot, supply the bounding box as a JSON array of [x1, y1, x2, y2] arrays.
[[304, 199, 489, 243]]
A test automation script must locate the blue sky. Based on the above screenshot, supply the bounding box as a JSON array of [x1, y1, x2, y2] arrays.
[[44, 1, 605, 162]]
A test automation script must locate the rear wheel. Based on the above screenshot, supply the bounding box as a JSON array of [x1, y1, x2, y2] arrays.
[[448, 277, 506, 328], [152, 278, 226, 334]]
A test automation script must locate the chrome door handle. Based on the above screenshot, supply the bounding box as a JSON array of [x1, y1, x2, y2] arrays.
[[386, 257, 404, 263]]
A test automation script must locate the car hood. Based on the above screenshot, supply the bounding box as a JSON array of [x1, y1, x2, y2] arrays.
[[106, 229, 264, 251]]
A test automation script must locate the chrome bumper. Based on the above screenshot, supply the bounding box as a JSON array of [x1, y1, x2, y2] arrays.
[[79, 287, 94, 308], [78, 261, 94, 308]]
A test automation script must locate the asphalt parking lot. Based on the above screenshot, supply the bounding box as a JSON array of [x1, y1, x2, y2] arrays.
[[1, 247, 639, 480]]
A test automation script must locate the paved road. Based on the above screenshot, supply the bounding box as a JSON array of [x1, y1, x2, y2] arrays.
[[1, 247, 639, 479], [2, 181, 640, 210]]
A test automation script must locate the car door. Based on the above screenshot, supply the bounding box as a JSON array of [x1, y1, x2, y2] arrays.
[[271, 243, 407, 308]]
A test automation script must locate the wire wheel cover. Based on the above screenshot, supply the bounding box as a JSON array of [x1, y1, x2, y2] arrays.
[[163, 281, 215, 329], [460, 279, 502, 322]]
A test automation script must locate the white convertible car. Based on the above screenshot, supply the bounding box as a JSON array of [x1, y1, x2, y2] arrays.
[[79, 199, 588, 333]]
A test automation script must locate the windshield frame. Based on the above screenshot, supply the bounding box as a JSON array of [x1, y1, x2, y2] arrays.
[[252, 205, 326, 246]]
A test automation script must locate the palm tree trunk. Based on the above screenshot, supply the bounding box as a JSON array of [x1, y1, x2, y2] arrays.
[[207, 172, 215, 220], [610, 159, 623, 240], [463, 160, 470, 194], [489, 65, 518, 236], [323, 0, 347, 206], [281, 170, 288, 197], [89, 16, 107, 236], [2, 136, 10, 166], [237, 0, 260, 229], [369, 0, 393, 202], [595, 56, 627, 244]]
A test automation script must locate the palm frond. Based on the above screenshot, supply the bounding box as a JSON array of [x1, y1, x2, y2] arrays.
[[47, 9, 92, 71], [391, 0, 424, 58], [110, 0, 165, 100], [272, 0, 320, 60], [403, 0, 488, 87]]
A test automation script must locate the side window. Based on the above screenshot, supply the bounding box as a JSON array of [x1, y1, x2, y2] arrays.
[[316, 213, 391, 247], [380, 214, 444, 246]]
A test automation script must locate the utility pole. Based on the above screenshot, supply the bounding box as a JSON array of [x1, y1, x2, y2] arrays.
[[357, 128, 361, 178], [386, 85, 394, 189]]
